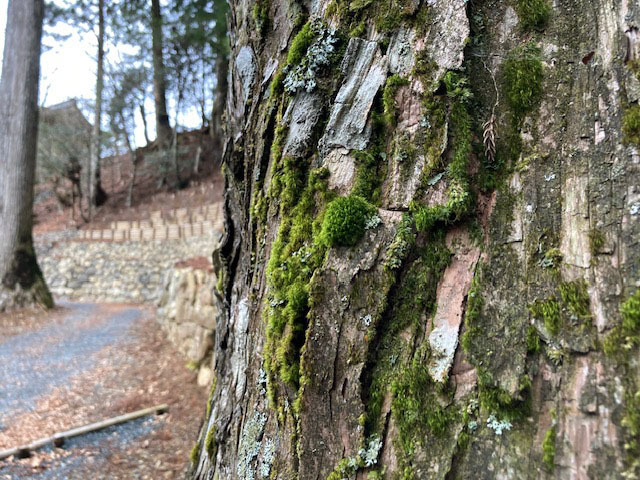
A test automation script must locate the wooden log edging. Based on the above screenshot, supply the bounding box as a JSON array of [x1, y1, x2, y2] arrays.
[[0, 403, 169, 461]]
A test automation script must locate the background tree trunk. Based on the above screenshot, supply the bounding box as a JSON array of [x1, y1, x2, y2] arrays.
[[209, 51, 227, 163], [209, 0, 229, 163], [191, 1, 640, 479], [150, 0, 171, 146], [88, 0, 106, 219], [0, 0, 53, 312], [139, 103, 150, 146]]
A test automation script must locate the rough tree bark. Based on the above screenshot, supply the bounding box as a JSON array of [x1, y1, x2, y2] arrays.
[[0, 0, 53, 312], [150, 0, 171, 146], [191, 1, 640, 479]]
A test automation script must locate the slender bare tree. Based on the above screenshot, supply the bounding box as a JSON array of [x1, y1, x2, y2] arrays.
[[88, 0, 105, 219], [0, 0, 53, 311], [151, 0, 171, 146]]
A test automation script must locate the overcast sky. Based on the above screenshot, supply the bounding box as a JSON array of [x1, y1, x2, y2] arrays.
[[1, 1, 95, 106], [0, 0, 199, 147]]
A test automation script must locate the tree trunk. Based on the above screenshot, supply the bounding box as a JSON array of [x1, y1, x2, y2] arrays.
[[139, 103, 150, 146], [0, 0, 52, 312], [210, 45, 228, 161], [123, 129, 138, 209], [191, 1, 640, 479], [88, 0, 106, 219], [151, 0, 171, 146]]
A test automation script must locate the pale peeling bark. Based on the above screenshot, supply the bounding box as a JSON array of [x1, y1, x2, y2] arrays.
[[191, 1, 640, 479], [0, 0, 52, 312]]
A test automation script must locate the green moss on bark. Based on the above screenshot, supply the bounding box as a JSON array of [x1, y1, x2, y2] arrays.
[[411, 72, 473, 232], [622, 105, 640, 147], [391, 351, 457, 454], [529, 298, 561, 335], [603, 290, 640, 476], [383, 75, 409, 127], [604, 289, 640, 356], [515, 0, 551, 31], [320, 195, 377, 247], [264, 168, 332, 390], [363, 231, 451, 449], [504, 43, 544, 119], [542, 424, 556, 470]]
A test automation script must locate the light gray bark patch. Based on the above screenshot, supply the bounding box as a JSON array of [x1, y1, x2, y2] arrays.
[[318, 38, 387, 155], [235, 46, 256, 104], [387, 29, 415, 76], [232, 297, 250, 401], [261, 57, 278, 87], [415, 0, 469, 76], [282, 91, 324, 158]]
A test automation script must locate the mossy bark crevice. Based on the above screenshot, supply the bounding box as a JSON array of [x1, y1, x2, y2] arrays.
[[190, 0, 640, 478]]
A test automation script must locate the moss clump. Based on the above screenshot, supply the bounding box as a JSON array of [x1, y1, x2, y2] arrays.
[[622, 389, 640, 458], [516, 0, 551, 30], [265, 168, 332, 390], [190, 441, 201, 465], [205, 376, 217, 421], [349, 20, 366, 38], [558, 279, 591, 321], [352, 150, 384, 204], [268, 20, 316, 97], [527, 325, 541, 353], [383, 75, 409, 127], [352, 95, 386, 205], [411, 72, 473, 232], [477, 369, 531, 421], [205, 425, 217, 458], [391, 351, 456, 455], [461, 274, 484, 354], [589, 228, 605, 256], [529, 298, 561, 335], [603, 290, 640, 476], [252, 0, 270, 36], [622, 104, 640, 147], [542, 424, 556, 470], [320, 195, 377, 247], [287, 21, 314, 66], [604, 289, 640, 356], [540, 247, 563, 270], [504, 43, 544, 118], [215, 273, 224, 295], [528, 280, 592, 338], [383, 214, 415, 270], [621, 290, 640, 333], [628, 60, 640, 82], [327, 0, 425, 35]]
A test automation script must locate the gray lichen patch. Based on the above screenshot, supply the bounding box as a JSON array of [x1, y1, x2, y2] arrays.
[[236, 411, 268, 480]]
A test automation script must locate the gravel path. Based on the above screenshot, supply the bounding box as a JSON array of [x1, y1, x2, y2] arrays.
[[0, 302, 207, 479], [0, 303, 138, 418]]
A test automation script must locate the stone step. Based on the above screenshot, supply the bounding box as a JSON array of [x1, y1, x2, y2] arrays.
[[80, 203, 223, 243]]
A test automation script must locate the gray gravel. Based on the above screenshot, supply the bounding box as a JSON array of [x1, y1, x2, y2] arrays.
[[0, 302, 157, 479], [0, 303, 139, 419], [0, 416, 157, 479]]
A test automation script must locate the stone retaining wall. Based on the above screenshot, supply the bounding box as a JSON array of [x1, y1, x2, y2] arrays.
[[156, 266, 222, 385], [36, 236, 220, 304]]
